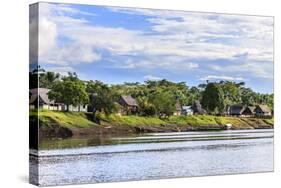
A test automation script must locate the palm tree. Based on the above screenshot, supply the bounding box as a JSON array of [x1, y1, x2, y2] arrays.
[[46, 72, 60, 84], [39, 71, 60, 88]]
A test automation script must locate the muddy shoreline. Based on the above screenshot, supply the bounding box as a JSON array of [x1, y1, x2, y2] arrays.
[[39, 122, 273, 139]]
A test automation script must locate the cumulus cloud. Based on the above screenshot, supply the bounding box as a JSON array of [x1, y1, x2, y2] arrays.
[[114, 57, 199, 72], [38, 3, 101, 65], [209, 61, 273, 79], [38, 17, 57, 56], [108, 6, 273, 63], [36, 3, 273, 82]]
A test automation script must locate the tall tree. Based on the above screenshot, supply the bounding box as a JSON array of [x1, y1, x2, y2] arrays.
[[39, 71, 60, 88], [48, 77, 89, 111], [149, 90, 176, 118], [86, 80, 117, 115], [187, 86, 201, 105], [219, 81, 242, 105], [241, 88, 256, 106], [201, 83, 225, 114]]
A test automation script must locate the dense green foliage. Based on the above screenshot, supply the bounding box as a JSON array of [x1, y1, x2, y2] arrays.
[[86, 80, 118, 115], [149, 90, 176, 117], [48, 73, 89, 111], [33, 67, 273, 114], [40, 71, 60, 88], [202, 83, 225, 114]]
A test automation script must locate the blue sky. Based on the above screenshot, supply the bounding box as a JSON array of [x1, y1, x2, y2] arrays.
[[35, 3, 274, 93]]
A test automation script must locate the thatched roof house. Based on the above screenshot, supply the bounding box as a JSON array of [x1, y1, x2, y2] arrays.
[[228, 105, 245, 116], [29, 88, 53, 106], [119, 95, 138, 115], [242, 106, 256, 116], [255, 105, 271, 116], [29, 88, 87, 112], [119, 95, 138, 107]]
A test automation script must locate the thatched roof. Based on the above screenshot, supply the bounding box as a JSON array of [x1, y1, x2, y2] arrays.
[[29, 88, 53, 104], [247, 106, 256, 113], [120, 95, 138, 106], [242, 106, 255, 115], [229, 105, 244, 115], [255, 105, 271, 113]]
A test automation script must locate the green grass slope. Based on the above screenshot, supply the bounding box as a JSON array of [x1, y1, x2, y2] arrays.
[[30, 110, 98, 128], [30, 110, 273, 130]]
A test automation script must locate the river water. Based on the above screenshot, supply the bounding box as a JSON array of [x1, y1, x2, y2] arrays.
[[30, 129, 274, 186]]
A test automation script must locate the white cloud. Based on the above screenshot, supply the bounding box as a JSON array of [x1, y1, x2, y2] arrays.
[[144, 75, 162, 80], [108, 7, 273, 63], [38, 17, 57, 56], [209, 61, 273, 79], [37, 3, 273, 81], [38, 3, 100, 65], [114, 57, 199, 72], [41, 42, 101, 65], [199, 75, 245, 81]]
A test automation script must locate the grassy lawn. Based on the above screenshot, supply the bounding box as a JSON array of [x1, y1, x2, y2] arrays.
[[214, 116, 253, 129], [262, 118, 274, 126], [97, 114, 273, 128], [30, 110, 98, 128], [30, 110, 274, 129], [167, 115, 218, 126], [97, 113, 167, 127]]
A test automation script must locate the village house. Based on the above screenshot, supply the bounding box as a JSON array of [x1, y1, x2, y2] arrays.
[[241, 106, 256, 117], [254, 105, 272, 117], [119, 95, 138, 115], [227, 105, 245, 116], [29, 88, 62, 110], [29, 88, 88, 112], [181, 106, 194, 115]]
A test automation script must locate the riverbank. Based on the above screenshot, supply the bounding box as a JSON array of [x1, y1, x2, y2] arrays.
[[30, 110, 274, 138]]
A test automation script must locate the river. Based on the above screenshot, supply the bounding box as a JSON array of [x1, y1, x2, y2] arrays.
[[30, 129, 274, 186]]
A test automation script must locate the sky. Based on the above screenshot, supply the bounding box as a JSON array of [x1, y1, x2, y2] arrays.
[[31, 2, 274, 93]]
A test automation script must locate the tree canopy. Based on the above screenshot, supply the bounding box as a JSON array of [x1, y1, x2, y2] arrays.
[[202, 83, 225, 114], [86, 80, 117, 115], [34, 69, 273, 114], [48, 73, 89, 111]]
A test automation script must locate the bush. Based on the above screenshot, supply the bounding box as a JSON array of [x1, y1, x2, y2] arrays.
[[142, 105, 157, 116]]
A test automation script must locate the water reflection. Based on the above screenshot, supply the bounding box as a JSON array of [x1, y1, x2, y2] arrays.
[[33, 129, 274, 186]]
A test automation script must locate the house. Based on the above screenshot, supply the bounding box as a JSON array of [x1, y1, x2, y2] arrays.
[[191, 101, 206, 114], [181, 106, 193, 115], [254, 105, 272, 117], [29, 88, 88, 112], [29, 88, 62, 110], [228, 105, 245, 116], [119, 95, 138, 115], [173, 100, 182, 116], [241, 106, 255, 117]]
